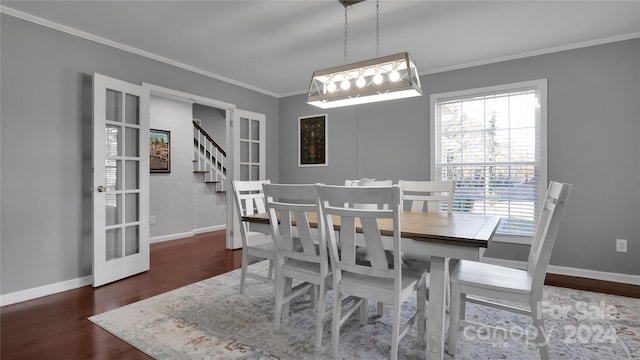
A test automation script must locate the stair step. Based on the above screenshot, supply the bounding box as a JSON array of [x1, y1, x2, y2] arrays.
[[205, 181, 220, 184], [193, 171, 207, 174]]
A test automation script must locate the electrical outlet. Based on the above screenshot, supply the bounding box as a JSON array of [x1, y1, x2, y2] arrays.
[[616, 239, 627, 253], [150, 215, 156, 225]]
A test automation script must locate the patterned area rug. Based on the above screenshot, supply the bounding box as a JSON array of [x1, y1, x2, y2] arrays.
[[89, 261, 640, 359]]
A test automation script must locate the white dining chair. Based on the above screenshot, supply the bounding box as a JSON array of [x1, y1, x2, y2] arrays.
[[317, 184, 427, 360], [232, 179, 275, 294], [447, 181, 572, 359], [398, 180, 455, 214], [398, 180, 456, 268], [263, 183, 332, 349]]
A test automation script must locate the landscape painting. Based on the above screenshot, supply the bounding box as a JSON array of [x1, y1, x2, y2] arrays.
[[150, 129, 170, 173]]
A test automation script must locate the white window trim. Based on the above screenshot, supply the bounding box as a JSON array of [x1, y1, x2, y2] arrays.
[[430, 79, 548, 245]]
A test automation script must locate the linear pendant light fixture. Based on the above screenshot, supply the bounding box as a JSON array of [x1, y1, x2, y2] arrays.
[[307, 0, 422, 109]]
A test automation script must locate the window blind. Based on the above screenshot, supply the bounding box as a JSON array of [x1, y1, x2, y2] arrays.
[[433, 84, 544, 237]]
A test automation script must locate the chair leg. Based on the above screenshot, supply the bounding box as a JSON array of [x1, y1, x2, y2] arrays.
[[447, 283, 462, 355], [314, 281, 327, 348], [273, 274, 290, 331], [390, 300, 401, 360], [267, 259, 274, 280], [377, 301, 384, 317], [417, 276, 427, 345], [445, 269, 450, 311], [282, 277, 293, 318], [460, 293, 466, 321], [531, 299, 550, 360], [359, 299, 368, 325], [331, 288, 342, 359], [239, 254, 248, 294], [311, 285, 318, 311]]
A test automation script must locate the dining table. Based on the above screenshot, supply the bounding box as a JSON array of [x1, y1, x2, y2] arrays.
[[242, 210, 501, 360]]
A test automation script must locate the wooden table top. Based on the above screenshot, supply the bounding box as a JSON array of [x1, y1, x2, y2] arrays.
[[243, 211, 500, 248]]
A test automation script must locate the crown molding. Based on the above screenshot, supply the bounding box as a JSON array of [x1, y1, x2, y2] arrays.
[[421, 32, 640, 77]]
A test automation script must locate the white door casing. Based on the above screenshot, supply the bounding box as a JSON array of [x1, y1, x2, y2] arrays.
[[93, 73, 150, 287]]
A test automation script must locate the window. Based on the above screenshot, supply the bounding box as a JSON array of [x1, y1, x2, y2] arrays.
[[430, 79, 547, 244]]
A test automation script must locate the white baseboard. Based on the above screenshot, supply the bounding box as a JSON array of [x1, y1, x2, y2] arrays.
[[150, 230, 195, 244], [194, 224, 226, 234], [150, 226, 226, 244], [547, 264, 640, 286], [0, 276, 92, 307], [482, 256, 640, 286]]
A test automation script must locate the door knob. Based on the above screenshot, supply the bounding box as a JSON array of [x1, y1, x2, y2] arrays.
[[97, 185, 106, 192]]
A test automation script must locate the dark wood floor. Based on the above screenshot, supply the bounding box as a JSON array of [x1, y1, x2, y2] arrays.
[[1, 230, 638, 359]]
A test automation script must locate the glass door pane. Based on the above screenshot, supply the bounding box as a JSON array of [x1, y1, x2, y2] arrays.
[[238, 116, 263, 181], [103, 90, 142, 261]]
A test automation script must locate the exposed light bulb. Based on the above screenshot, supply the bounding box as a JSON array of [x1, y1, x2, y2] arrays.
[[341, 78, 351, 90], [356, 76, 366, 88], [327, 82, 337, 93], [389, 69, 400, 82], [373, 72, 383, 85]]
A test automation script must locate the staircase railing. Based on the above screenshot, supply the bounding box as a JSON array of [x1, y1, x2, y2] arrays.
[[193, 120, 227, 192]]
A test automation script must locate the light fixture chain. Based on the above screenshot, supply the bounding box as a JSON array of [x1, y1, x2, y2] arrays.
[[344, 4, 348, 64], [376, 0, 380, 57]]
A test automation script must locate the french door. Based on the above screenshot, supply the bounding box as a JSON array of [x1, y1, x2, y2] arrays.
[[228, 109, 266, 248], [92, 73, 150, 287]]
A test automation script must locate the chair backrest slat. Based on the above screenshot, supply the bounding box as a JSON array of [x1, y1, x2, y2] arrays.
[[339, 215, 357, 266]]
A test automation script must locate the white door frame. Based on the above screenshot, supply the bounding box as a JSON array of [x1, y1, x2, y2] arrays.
[[140, 83, 237, 249]]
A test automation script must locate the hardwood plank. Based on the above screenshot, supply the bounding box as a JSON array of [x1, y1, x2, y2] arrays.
[[1, 230, 637, 359]]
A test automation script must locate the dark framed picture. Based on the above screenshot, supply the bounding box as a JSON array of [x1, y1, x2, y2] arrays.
[[150, 129, 170, 173], [298, 114, 327, 167]]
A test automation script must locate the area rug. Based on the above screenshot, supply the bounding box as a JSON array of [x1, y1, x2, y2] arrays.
[[89, 261, 640, 359]]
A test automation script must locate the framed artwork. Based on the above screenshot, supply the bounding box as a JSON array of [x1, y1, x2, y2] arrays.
[[150, 129, 171, 173], [298, 114, 327, 167]]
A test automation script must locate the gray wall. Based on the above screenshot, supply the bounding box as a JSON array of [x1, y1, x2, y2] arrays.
[[0, 14, 280, 295], [279, 38, 640, 276], [150, 97, 194, 238]]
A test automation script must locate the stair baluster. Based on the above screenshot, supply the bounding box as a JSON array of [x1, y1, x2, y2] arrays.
[[192, 120, 226, 192]]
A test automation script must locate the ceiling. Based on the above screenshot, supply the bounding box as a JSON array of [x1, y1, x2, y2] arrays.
[[2, 1, 639, 97]]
